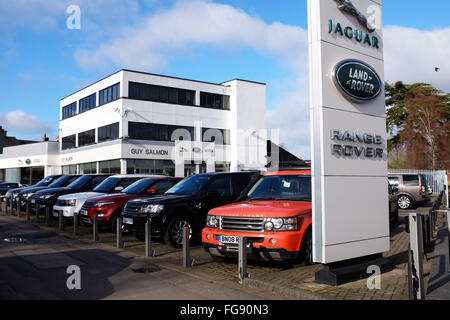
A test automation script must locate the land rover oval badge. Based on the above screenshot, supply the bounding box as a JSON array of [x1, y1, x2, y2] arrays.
[[333, 59, 382, 102]]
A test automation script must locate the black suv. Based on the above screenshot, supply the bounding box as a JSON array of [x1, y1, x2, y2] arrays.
[[5, 175, 62, 206], [0, 182, 20, 196], [30, 174, 110, 212], [121, 171, 261, 247]]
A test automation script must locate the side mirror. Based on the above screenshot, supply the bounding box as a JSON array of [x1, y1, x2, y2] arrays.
[[115, 186, 124, 192], [146, 188, 158, 194]]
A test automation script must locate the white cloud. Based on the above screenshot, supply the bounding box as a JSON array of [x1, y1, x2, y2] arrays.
[[384, 25, 450, 92], [0, 110, 55, 135]]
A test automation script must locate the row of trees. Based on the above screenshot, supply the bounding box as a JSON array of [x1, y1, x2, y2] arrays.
[[385, 82, 449, 170]]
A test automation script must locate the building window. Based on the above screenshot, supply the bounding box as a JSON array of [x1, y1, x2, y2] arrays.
[[79, 162, 97, 174], [200, 92, 229, 110], [62, 165, 77, 174], [126, 159, 174, 176], [79, 93, 97, 113], [78, 129, 95, 147], [99, 159, 121, 174], [62, 135, 76, 150], [202, 128, 230, 145], [99, 83, 120, 106], [215, 162, 231, 173], [128, 122, 195, 142], [128, 82, 195, 106], [62, 102, 77, 120], [98, 122, 119, 143]]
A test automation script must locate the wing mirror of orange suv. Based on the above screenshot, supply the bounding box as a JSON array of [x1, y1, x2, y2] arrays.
[[146, 188, 158, 194]]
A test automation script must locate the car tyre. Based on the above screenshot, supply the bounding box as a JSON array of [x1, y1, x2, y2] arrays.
[[301, 229, 313, 265], [163, 216, 193, 248], [397, 195, 413, 210]]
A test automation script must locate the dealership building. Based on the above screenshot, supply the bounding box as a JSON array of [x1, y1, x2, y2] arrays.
[[0, 69, 297, 184]]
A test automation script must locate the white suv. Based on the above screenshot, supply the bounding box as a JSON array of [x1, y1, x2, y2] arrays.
[[53, 174, 161, 218]]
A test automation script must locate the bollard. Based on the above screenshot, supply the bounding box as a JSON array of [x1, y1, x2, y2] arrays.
[[45, 206, 51, 226], [1, 197, 5, 215], [26, 201, 30, 221], [73, 212, 79, 236], [93, 214, 99, 242], [116, 217, 123, 249], [16, 198, 21, 217], [10, 197, 14, 215], [36, 205, 40, 223], [58, 211, 64, 232], [238, 236, 248, 283], [408, 213, 425, 300], [182, 226, 193, 267], [145, 217, 156, 257]]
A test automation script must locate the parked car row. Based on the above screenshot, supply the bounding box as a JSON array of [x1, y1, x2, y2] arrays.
[[2, 170, 404, 265]]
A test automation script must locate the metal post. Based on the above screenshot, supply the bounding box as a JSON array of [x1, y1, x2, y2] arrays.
[[58, 211, 64, 232], [238, 236, 248, 283], [1, 197, 5, 215], [73, 212, 79, 236], [408, 213, 425, 300], [36, 205, 40, 223], [9, 197, 13, 215], [116, 217, 123, 249], [16, 198, 20, 217], [93, 214, 99, 242], [45, 205, 51, 226], [182, 226, 193, 267], [26, 201, 30, 221], [145, 217, 155, 257]]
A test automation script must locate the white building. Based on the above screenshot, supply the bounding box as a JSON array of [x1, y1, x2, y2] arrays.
[[0, 69, 268, 181]]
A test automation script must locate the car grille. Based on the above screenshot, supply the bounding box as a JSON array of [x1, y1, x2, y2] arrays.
[[81, 201, 96, 210], [220, 216, 265, 232], [124, 202, 143, 213], [55, 199, 67, 206]]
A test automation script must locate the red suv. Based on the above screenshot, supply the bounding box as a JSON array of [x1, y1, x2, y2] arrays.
[[202, 170, 312, 264], [79, 177, 181, 232]]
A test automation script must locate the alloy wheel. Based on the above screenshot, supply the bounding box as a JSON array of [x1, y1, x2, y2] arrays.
[[398, 196, 411, 209], [170, 220, 192, 245]]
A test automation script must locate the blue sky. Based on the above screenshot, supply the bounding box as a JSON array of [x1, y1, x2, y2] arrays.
[[0, 0, 449, 159]]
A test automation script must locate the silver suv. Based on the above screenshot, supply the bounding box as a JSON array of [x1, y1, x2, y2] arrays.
[[388, 174, 430, 210]]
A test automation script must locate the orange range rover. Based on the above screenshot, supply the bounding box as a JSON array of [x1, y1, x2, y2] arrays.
[[202, 169, 312, 264]]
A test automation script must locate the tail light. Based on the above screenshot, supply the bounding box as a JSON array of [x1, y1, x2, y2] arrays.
[[420, 186, 425, 195]]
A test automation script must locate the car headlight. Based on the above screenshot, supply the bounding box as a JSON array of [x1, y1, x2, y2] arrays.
[[92, 201, 115, 208], [206, 215, 219, 228], [64, 199, 77, 206], [139, 204, 164, 216], [23, 193, 34, 199], [41, 194, 54, 199], [264, 217, 298, 231]]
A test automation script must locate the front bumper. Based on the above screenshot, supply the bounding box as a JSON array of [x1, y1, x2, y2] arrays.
[[53, 205, 76, 218], [201, 227, 303, 261], [120, 212, 163, 237]]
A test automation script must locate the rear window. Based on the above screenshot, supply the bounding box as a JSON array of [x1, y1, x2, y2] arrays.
[[403, 175, 419, 186]]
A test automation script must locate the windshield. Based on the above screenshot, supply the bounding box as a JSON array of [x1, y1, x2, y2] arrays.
[[67, 175, 92, 189], [93, 177, 139, 193], [165, 175, 212, 195], [122, 179, 155, 195], [48, 175, 80, 188], [35, 175, 60, 187], [246, 175, 311, 202]]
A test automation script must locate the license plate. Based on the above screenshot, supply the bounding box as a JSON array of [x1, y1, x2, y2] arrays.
[[218, 235, 239, 244], [80, 209, 88, 216], [123, 217, 133, 225], [31, 199, 36, 204]]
